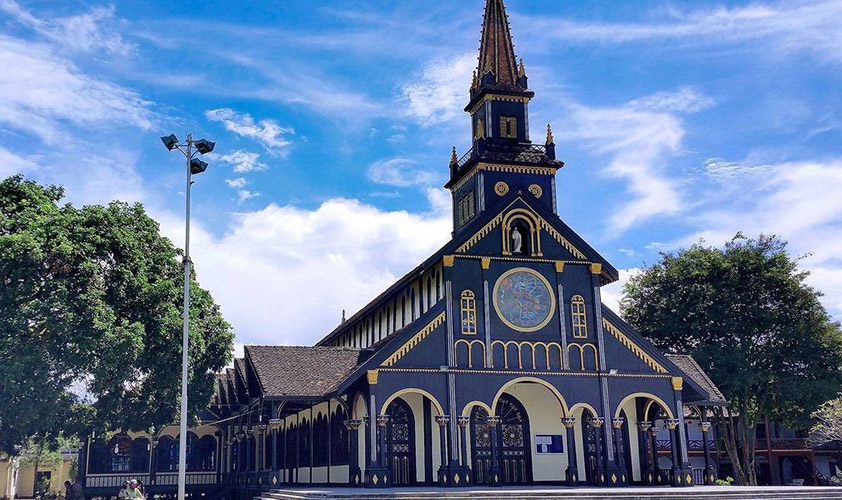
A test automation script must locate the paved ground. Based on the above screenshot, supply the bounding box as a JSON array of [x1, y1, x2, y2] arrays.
[[264, 485, 842, 500]]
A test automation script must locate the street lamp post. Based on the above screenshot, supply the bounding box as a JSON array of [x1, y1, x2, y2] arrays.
[[161, 133, 214, 500]]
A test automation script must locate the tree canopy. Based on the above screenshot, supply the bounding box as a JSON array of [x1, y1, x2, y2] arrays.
[[621, 234, 842, 485], [0, 175, 234, 455]]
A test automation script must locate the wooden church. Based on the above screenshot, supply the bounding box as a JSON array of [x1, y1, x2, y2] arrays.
[[77, 0, 726, 496]]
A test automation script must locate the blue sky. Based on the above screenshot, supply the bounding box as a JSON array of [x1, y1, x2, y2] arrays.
[[2, 0, 841, 351]]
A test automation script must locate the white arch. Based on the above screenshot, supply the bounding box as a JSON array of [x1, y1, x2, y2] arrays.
[[491, 377, 569, 417]]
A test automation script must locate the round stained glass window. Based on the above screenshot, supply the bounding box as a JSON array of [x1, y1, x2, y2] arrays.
[[492, 268, 555, 332]]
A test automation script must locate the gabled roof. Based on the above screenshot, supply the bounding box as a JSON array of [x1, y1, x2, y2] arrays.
[[244, 345, 363, 398], [666, 355, 727, 405]]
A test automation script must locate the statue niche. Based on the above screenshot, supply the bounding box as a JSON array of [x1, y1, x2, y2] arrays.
[[510, 222, 529, 255]]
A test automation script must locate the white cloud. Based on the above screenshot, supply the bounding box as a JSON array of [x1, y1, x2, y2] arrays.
[[237, 190, 259, 204], [226, 177, 247, 188], [157, 192, 452, 346], [0, 35, 154, 144], [600, 268, 641, 316], [0, 0, 133, 55], [560, 96, 685, 232], [0, 145, 38, 178], [205, 108, 294, 154], [367, 158, 438, 187], [628, 87, 715, 114], [521, 0, 842, 63], [674, 158, 842, 317], [401, 52, 475, 126], [212, 150, 268, 173]]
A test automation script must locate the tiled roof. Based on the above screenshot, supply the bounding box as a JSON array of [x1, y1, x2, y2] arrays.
[[245, 345, 362, 398], [666, 354, 727, 404]]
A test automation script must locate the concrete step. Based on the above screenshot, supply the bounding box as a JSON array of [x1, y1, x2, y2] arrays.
[[259, 486, 842, 500]]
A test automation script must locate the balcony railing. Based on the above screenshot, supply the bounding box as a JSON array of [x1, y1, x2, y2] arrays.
[[756, 438, 810, 450]]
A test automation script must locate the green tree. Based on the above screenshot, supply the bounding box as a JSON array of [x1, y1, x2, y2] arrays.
[[810, 395, 842, 484], [18, 434, 79, 496], [0, 175, 234, 456], [621, 234, 842, 485]]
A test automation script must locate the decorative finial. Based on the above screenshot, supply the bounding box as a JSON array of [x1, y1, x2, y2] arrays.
[[450, 146, 458, 165], [546, 124, 554, 145], [518, 58, 526, 78], [341, 309, 346, 323], [471, 70, 478, 90]]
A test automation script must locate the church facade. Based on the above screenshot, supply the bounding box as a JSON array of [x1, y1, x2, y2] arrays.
[[77, 0, 728, 497]]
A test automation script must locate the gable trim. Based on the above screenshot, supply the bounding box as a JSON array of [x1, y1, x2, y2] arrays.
[[380, 312, 446, 367], [454, 199, 587, 261], [602, 318, 668, 374]]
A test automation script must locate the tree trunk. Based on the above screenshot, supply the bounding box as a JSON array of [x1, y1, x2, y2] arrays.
[[716, 407, 748, 485]]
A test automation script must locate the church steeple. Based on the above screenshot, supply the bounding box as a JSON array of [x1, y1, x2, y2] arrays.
[[447, 0, 562, 235], [472, 0, 526, 94]]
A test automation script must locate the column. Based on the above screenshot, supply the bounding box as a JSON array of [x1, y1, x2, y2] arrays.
[[589, 417, 606, 486], [637, 422, 654, 485], [453, 416, 471, 486], [700, 421, 716, 485], [365, 415, 390, 488], [270, 421, 279, 472], [649, 425, 661, 484], [561, 417, 578, 486], [611, 417, 628, 486], [457, 417, 469, 468], [667, 419, 683, 487], [670, 377, 694, 487], [436, 415, 450, 486], [344, 419, 362, 486], [246, 429, 254, 474], [149, 437, 158, 485], [486, 416, 501, 487], [256, 424, 267, 472]]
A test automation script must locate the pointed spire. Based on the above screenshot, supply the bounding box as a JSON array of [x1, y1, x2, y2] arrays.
[[476, 0, 520, 88], [518, 58, 526, 78], [546, 124, 554, 145], [450, 146, 458, 166], [471, 70, 478, 91]]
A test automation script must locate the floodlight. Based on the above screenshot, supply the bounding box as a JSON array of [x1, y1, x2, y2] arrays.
[[190, 158, 208, 175], [194, 138, 215, 155], [161, 134, 179, 150]]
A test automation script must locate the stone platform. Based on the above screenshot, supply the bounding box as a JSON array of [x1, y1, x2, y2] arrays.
[[260, 485, 842, 500]]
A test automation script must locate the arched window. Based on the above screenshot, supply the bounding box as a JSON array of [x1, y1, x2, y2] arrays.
[[156, 435, 178, 472], [186, 434, 216, 472], [460, 290, 477, 335], [89, 435, 149, 474], [330, 407, 349, 465], [313, 413, 328, 467], [299, 418, 311, 467], [571, 295, 588, 338], [499, 115, 518, 139]]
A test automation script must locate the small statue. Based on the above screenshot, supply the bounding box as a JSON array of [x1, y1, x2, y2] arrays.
[[512, 226, 523, 254]]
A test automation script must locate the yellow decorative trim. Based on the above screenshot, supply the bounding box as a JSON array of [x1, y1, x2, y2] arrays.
[[380, 312, 446, 367], [468, 94, 532, 115], [379, 367, 672, 379], [538, 219, 587, 260], [615, 392, 675, 420], [494, 182, 509, 196], [442, 255, 455, 268], [380, 388, 444, 416], [603, 319, 668, 374], [455, 213, 504, 253], [492, 267, 556, 332], [528, 184, 542, 198], [479, 162, 558, 176], [671, 376, 684, 391], [489, 340, 563, 370], [590, 263, 603, 275], [455, 339, 487, 368], [481, 257, 491, 270], [567, 342, 599, 371], [366, 370, 379, 385], [555, 261, 565, 273]]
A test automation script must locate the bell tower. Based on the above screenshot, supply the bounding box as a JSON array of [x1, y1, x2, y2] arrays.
[[447, 0, 563, 235]]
